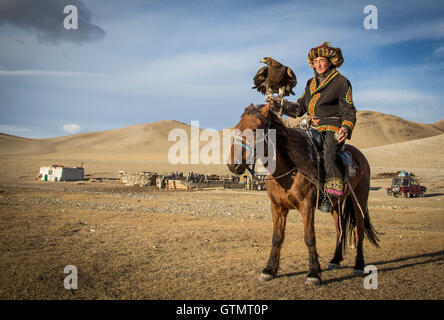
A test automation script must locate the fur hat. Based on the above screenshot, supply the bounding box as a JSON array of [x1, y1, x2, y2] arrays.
[[307, 42, 344, 68]]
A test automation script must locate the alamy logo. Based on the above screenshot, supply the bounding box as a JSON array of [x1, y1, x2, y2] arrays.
[[363, 265, 378, 289], [363, 5, 378, 30], [63, 5, 78, 30], [168, 121, 277, 174], [64, 265, 78, 289]]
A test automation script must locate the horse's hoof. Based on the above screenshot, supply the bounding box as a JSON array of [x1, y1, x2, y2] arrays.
[[305, 276, 321, 286], [328, 263, 340, 270], [258, 272, 274, 282], [353, 269, 365, 277]]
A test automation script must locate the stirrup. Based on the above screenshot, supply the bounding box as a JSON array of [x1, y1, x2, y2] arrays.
[[319, 197, 332, 213]]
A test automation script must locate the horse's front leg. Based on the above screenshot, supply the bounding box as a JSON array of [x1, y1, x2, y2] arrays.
[[301, 203, 322, 285], [258, 202, 289, 282]]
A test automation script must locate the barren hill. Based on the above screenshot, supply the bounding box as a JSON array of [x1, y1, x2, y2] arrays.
[[0, 120, 197, 160], [0, 133, 57, 155], [47, 120, 194, 153], [284, 111, 443, 149], [1, 111, 443, 160], [363, 133, 444, 169], [433, 118, 444, 131]]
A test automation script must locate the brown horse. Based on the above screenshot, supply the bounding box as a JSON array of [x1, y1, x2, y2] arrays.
[[227, 103, 379, 285]]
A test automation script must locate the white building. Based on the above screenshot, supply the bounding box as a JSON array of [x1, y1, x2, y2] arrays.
[[38, 165, 84, 182]]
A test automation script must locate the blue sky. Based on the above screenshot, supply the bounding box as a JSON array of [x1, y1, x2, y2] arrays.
[[0, 0, 443, 138]]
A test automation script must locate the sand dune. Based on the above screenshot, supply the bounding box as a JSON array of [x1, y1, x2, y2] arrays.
[[1, 111, 443, 161], [363, 133, 444, 169], [351, 111, 443, 149], [0, 133, 56, 156], [433, 118, 444, 131], [48, 120, 191, 151], [0, 120, 198, 160], [284, 111, 443, 149]]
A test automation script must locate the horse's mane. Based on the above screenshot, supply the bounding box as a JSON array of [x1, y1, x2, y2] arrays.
[[243, 104, 319, 184]]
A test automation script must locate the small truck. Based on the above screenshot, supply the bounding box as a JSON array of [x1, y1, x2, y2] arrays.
[[386, 176, 427, 198]]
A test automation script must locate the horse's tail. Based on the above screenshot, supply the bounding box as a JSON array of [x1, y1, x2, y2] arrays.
[[363, 204, 380, 248], [342, 196, 380, 252]]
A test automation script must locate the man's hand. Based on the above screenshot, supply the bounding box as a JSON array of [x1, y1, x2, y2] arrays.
[[265, 95, 284, 104], [265, 96, 285, 113], [264, 94, 274, 103], [337, 126, 349, 143]]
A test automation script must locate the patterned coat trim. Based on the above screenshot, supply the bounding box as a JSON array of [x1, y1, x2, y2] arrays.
[[299, 91, 306, 100], [310, 70, 339, 95], [345, 86, 353, 104], [341, 120, 355, 131], [308, 93, 321, 117], [312, 124, 340, 132], [310, 78, 317, 96]]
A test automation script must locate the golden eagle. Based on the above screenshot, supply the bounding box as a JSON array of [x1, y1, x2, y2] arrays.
[[252, 57, 297, 98]]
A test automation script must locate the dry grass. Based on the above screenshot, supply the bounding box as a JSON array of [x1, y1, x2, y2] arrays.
[[0, 176, 443, 300]]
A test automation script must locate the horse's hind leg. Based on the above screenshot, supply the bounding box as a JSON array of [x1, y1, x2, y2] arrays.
[[352, 193, 367, 276], [259, 202, 289, 282], [328, 206, 344, 270], [352, 207, 367, 274]]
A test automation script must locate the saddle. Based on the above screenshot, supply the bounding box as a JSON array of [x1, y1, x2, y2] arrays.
[[305, 128, 359, 183]]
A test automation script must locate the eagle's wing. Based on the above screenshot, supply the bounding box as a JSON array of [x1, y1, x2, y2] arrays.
[[286, 67, 297, 87], [286, 67, 297, 95], [252, 66, 268, 94]]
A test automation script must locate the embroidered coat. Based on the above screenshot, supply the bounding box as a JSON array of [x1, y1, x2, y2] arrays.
[[282, 69, 356, 138]]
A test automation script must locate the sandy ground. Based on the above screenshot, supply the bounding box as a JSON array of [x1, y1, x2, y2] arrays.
[[0, 156, 443, 300]]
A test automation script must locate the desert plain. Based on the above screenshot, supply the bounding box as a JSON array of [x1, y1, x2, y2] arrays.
[[0, 110, 443, 300]]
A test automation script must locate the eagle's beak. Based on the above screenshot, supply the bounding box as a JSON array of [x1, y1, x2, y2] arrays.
[[260, 58, 266, 63]]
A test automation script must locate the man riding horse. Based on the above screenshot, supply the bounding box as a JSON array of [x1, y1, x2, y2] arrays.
[[271, 42, 357, 213]]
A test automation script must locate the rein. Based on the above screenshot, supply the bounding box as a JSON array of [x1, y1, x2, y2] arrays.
[[304, 121, 322, 210], [233, 110, 323, 211]]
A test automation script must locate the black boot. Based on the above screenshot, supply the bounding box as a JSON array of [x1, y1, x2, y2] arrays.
[[319, 195, 332, 213]]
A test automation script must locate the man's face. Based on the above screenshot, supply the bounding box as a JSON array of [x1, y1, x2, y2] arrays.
[[313, 57, 331, 75]]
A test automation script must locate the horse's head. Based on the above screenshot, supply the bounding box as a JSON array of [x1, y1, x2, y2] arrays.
[[227, 103, 272, 175]]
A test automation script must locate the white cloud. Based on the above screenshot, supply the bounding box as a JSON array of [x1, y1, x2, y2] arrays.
[[433, 46, 444, 57], [62, 124, 82, 134]]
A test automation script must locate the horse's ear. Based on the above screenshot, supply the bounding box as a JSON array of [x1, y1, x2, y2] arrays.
[[244, 103, 255, 114], [260, 103, 270, 118]]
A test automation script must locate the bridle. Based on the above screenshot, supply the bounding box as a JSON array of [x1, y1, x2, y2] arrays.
[[232, 110, 297, 181]]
